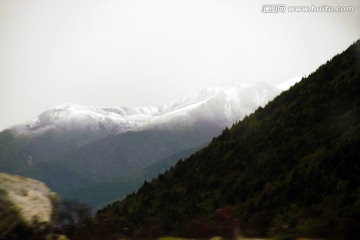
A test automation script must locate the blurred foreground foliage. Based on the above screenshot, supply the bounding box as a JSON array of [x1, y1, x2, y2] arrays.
[[1, 199, 91, 240]]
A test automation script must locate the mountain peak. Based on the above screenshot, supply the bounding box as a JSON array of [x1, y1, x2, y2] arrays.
[[9, 81, 294, 137]]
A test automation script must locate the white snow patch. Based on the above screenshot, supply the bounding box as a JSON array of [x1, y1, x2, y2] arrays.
[[10, 80, 292, 136], [276, 76, 302, 91]]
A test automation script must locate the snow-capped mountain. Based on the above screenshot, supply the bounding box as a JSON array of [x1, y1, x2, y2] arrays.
[[0, 79, 300, 200], [11, 81, 287, 137]]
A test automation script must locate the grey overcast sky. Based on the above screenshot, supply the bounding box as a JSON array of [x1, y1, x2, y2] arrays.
[[0, 0, 359, 131]]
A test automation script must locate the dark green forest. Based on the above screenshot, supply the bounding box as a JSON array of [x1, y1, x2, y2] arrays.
[[71, 40, 360, 239]]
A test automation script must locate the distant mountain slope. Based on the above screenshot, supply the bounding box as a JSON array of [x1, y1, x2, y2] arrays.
[[0, 82, 285, 198], [87, 40, 360, 239], [62, 145, 203, 209], [47, 126, 222, 188], [0, 124, 221, 195]]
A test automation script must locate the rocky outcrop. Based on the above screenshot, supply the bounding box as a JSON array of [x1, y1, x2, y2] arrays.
[[0, 172, 58, 237]]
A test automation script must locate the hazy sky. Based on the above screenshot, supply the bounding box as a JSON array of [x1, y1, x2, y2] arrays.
[[0, 0, 359, 130]]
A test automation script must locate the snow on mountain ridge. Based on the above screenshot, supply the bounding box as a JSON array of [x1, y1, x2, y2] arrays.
[[10, 82, 287, 136], [276, 76, 302, 90]]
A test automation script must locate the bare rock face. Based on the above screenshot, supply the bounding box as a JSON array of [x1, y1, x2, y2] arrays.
[[0, 172, 58, 237]]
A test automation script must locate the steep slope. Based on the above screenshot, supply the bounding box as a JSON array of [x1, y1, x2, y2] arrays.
[[84, 40, 360, 239]]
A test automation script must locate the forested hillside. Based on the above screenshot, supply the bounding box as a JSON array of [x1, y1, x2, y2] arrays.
[[73, 40, 360, 239]]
